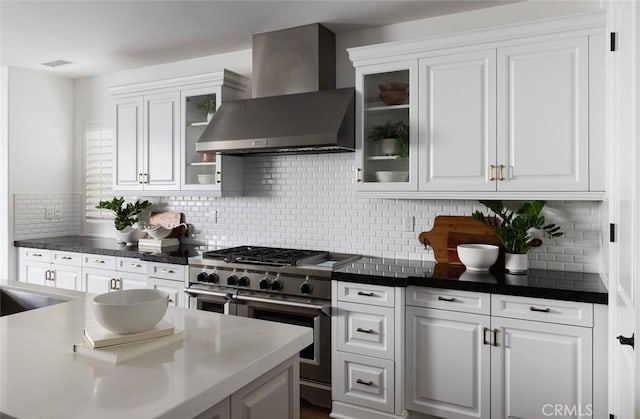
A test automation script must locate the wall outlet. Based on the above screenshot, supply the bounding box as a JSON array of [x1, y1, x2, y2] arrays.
[[403, 215, 415, 232], [54, 206, 62, 220], [44, 207, 54, 220]]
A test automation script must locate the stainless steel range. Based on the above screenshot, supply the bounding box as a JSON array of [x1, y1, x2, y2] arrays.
[[186, 245, 360, 408]]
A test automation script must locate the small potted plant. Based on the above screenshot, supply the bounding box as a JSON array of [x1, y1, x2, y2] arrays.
[[198, 95, 217, 122], [471, 200, 564, 273], [367, 120, 409, 159], [96, 197, 152, 245]]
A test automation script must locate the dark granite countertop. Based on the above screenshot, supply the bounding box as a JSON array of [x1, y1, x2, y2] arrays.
[[14, 236, 202, 265], [332, 257, 608, 305]]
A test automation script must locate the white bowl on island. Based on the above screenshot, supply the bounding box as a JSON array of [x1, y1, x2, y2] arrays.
[[457, 244, 499, 271], [93, 289, 169, 334]]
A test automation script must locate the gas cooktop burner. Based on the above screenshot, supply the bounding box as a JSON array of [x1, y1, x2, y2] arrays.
[[202, 246, 329, 266]]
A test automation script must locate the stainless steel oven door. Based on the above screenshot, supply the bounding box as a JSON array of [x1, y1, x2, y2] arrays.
[[184, 286, 237, 315], [235, 292, 331, 385]]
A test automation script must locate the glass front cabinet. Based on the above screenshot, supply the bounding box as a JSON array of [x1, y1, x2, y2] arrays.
[[180, 72, 246, 195], [354, 61, 418, 192]]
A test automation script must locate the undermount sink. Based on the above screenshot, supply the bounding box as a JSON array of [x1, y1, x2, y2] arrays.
[[0, 287, 68, 317]]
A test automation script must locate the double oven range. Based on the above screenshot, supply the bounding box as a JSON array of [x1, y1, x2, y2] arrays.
[[186, 246, 360, 408]]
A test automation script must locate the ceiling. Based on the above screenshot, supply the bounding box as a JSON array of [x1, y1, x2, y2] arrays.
[[0, 0, 515, 79]]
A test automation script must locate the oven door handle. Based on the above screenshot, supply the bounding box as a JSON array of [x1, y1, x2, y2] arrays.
[[184, 287, 235, 301], [234, 294, 332, 316]]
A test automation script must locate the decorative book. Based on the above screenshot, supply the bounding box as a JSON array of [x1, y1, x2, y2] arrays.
[[83, 319, 174, 349], [73, 330, 183, 364], [138, 238, 180, 248]]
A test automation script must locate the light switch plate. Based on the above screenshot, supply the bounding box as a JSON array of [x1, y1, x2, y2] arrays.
[[403, 216, 414, 232]]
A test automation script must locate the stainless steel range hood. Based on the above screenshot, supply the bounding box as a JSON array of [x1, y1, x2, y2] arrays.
[[197, 24, 355, 154]]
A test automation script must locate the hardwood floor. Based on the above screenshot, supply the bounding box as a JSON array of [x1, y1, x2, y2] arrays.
[[300, 399, 331, 419]]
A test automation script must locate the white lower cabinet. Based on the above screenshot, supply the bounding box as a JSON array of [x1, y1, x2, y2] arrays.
[[332, 281, 405, 418], [147, 277, 185, 307], [406, 287, 604, 419], [19, 248, 82, 290]]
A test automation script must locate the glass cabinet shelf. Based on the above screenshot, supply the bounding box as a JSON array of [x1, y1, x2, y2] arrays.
[[367, 104, 410, 112], [189, 121, 209, 127], [189, 162, 216, 166]]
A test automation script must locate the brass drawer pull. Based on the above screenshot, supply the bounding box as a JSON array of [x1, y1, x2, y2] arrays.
[[356, 379, 374, 386], [130, 263, 142, 268], [357, 291, 375, 297], [438, 296, 456, 302], [32, 253, 42, 257], [160, 268, 175, 274], [356, 327, 376, 334], [498, 164, 505, 181], [489, 165, 496, 181], [61, 256, 73, 260], [94, 259, 105, 264], [530, 306, 551, 313]]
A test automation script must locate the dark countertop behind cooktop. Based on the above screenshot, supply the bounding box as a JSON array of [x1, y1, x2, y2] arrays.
[[332, 257, 608, 305], [14, 236, 201, 265]]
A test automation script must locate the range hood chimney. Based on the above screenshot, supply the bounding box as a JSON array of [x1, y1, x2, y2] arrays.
[[197, 24, 355, 154]]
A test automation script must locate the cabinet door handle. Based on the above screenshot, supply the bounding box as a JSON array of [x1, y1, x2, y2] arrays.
[[356, 379, 374, 386], [109, 278, 115, 290], [438, 296, 456, 302], [489, 165, 496, 181], [483, 327, 491, 345], [492, 329, 499, 347], [530, 306, 551, 313], [355, 168, 362, 183], [160, 268, 175, 274], [617, 333, 635, 349], [61, 256, 73, 260], [498, 164, 505, 181], [45, 270, 50, 280], [144, 173, 149, 184], [138, 173, 143, 184], [356, 327, 376, 334], [357, 291, 375, 297], [50, 270, 56, 281], [116, 278, 121, 290], [216, 171, 221, 184]]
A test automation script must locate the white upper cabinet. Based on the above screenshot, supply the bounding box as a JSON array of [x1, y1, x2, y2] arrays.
[[496, 37, 589, 192], [349, 12, 605, 199], [110, 70, 248, 196], [418, 49, 497, 191]]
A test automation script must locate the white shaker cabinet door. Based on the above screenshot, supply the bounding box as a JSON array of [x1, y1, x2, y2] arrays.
[[418, 49, 497, 191], [490, 316, 592, 419], [496, 37, 589, 191], [114, 96, 144, 190], [22, 261, 50, 286], [406, 306, 491, 419], [51, 265, 82, 291], [143, 91, 181, 190]]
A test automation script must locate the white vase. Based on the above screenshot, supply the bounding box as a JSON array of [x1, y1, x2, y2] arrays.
[[505, 253, 528, 274], [378, 138, 401, 156], [115, 226, 145, 246]]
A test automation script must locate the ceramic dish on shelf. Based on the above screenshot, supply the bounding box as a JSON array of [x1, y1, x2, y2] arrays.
[[197, 174, 216, 184], [375, 171, 409, 182]]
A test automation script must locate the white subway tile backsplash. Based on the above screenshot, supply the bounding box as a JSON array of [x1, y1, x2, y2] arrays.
[[14, 194, 82, 240]]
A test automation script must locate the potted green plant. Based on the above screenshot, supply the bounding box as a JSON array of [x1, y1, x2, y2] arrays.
[[471, 200, 564, 273], [367, 120, 409, 159], [198, 95, 217, 122], [96, 197, 152, 244]]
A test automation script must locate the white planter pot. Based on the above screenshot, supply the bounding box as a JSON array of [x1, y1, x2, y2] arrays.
[[115, 226, 145, 246], [378, 138, 401, 156], [505, 253, 528, 274]]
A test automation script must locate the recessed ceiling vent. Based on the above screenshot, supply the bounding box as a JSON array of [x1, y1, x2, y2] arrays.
[[41, 60, 72, 68]]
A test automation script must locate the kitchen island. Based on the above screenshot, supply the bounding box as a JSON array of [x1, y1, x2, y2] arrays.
[[0, 280, 312, 418]]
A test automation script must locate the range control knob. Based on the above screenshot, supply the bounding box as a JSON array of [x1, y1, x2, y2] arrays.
[[207, 273, 219, 283], [300, 282, 313, 295], [271, 279, 283, 291], [227, 275, 239, 286], [238, 276, 250, 287], [259, 278, 271, 290], [197, 272, 208, 282]]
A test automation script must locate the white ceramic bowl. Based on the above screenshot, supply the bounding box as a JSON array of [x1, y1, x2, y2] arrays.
[[93, 289, 169, 334], [197, 174, 216, 184], [145, 225, 172, 240], [457, 244, 499, 271], [115, 226, 146, 245], [375, 171, 409, 182]]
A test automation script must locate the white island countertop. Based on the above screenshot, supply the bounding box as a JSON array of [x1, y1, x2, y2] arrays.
[[0, 281, 312, 418]]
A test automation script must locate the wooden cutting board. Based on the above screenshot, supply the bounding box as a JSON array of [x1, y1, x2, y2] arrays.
[[418, 216, 500, 264], [149, 212, 188, 238]]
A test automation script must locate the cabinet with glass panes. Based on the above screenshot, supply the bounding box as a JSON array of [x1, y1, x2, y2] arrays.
[[180, 71, 247, 195], [354, 62, 418, 191]]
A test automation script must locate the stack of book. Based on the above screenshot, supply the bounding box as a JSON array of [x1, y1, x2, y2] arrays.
[[138, 238, 180, 252], [72, 319, 183, 364]]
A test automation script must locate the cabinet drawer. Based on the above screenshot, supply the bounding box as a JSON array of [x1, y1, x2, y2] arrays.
[[82, 253, 117, 270], [21, 248, 52, 263], [406, 286, 491, 315], [491, 294, 593, 327], [148, 263, 186, 281], [334, 352, 395, 413], [337, 282, 395, 307], [117, 257, 147, 274], [51, 251, 81, 267], [337, 301, 394, 360]]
